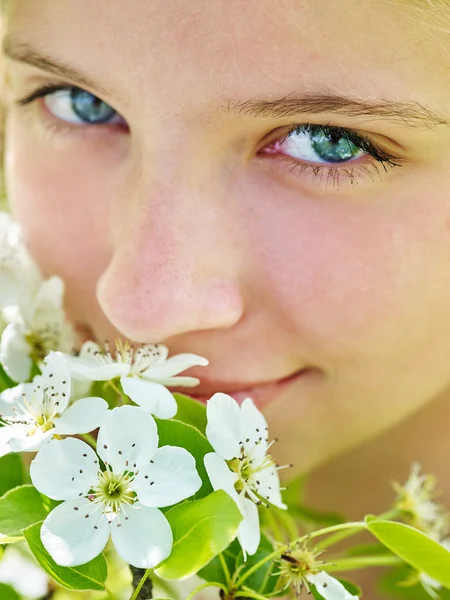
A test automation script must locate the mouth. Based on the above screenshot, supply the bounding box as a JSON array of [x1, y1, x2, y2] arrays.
[[181, 368, 317, 408]]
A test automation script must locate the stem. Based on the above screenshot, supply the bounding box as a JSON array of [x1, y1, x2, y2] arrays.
[[219, 552, 231, 585], [235, 521, 367, 589], [235, 588, 272, 599], [314, 527, 363, 551], [80, 433, 97, 449], [105, 586, 118, 600], [326, 555, 403, 572], [185, 581, 228, 600], [130, 569, 152, 600]]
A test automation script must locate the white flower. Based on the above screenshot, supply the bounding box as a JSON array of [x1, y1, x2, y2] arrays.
[[305, 572, 358, 599], [0, 276, 77, 382], [30, 405, 201, 568], [276, 545, 359, 599], [0, 351, 108, 456], [203, 393, 287, 557], [0, 212, 42, 311], [64, 340, 208, 419], [0, 545, 49, 599], [393, 463, 448, 536]]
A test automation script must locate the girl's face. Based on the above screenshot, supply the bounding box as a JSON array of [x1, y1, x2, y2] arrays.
[[2, 0, 450, 474]]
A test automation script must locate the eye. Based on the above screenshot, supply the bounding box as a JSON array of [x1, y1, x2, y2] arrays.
[[16, 84, 126, 126], [260, 123, 405, 189], [277, 124, 366, 164]]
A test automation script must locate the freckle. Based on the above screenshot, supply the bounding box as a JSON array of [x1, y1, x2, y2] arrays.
[[85, 514, 89, 518], [94, 526, 98, 529], [103, 445, 107, 449], [118, 450, 122, 455], [144, 475, 148, 479], [72, 477, 75, 481], [79, 469, 83, 473], [74, 507, 79, 511], [83, 454, 87, 457], [117, 523, 122, 528]]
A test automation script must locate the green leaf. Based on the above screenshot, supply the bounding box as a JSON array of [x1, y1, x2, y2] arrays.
[[0, 533, 24, 544], [0, 485, 58, 536], [172, 393, 207, 434], [24, 522, 108, 591], [155, 418, 214, 500], [0, 583, 21, 600], [0, 363, 15, 391], [91, 380, 119, 409], [367, 519, 450, 588], [0, 454, 24, 496], [155, 490, 242, 580]]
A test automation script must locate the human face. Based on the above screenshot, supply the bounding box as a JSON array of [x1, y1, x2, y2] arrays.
[[2, 0, 450, 476]]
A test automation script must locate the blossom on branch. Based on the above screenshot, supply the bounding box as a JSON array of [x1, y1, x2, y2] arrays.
[[204, 393, 287, 557], [64, 340, 208, 418], [0, 212, 41, 311], [1, 276, 77, 382], [0, 351, 108, 456], [393, 463, 449, 537], [276, 544, 359, 599], [30, 405, 201, 568]]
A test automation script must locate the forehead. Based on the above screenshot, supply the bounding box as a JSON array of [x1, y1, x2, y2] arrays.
[[4, 0, 450, 120]]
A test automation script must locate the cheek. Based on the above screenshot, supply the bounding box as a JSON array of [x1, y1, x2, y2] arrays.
[[251, 179, 450, 370], [4, 114, 117, 321]]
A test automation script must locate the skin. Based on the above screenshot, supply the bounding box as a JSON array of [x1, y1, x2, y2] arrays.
[[2, 1, 450, 595]]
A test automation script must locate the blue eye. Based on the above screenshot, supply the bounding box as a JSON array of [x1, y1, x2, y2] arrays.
[[17, 84, 125, 126], [44, 88, 123, 125]]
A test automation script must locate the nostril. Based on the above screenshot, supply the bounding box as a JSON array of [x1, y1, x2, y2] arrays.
[[96, 260, 246, 343]]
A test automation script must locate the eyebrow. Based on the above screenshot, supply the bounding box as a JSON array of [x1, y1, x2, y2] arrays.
[[3, 36, 448, 130], [221, 93, 449, 129], [2, 36, 127, 105]]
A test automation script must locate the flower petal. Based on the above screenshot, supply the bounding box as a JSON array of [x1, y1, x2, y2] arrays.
[[240, 397, 269, 459], [133, 445, 201, 507], [41, 499, 110, 567], [65, 342, 130, 381], [54, 397, 108, 435], [306, 571, 359, 600], [150, 376, 201, 387], [111, 504, 173, 568], [120, 377, 177, 419], [205, 393, 243, 460], [30, 438, 98, 500], [0, 383, 30, 419], [237, 495, 260, 558], [66, 357, 130, 381], [0, 323, 32, 382], [143, 353, 208, 380], [204, 452, 240, 507], [9, 427, 54, 453], [96, 405, 158, 473], [253, 464, 286, 509], [0, 424, 17, 457], [39, 352, 72, 413]]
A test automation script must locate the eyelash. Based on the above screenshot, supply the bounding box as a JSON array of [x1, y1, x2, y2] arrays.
[[267, 123, 405, 189], [16, 84, 406, 189]]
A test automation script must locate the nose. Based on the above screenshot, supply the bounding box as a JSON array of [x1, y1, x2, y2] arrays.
[[96, 173, 246, 343]]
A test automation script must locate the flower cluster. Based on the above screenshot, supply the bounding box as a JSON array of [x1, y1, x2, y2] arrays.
[[2, 209, 450, 600]]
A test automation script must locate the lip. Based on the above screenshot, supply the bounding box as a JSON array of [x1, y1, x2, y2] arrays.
[[183, 368, 316, 409]]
